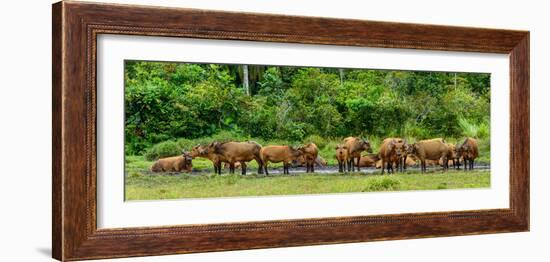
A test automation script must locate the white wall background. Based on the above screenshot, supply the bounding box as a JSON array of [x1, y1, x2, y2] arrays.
[[0, 0, 546, 261]]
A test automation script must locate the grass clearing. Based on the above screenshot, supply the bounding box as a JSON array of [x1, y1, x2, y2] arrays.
[[125, 169, 490, 200]]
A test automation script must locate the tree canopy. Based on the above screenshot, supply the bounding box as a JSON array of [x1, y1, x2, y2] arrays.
[[125, 61, 490, 154]]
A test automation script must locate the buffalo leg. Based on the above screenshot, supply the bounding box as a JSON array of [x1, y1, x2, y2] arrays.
[[241, 162, 247, 175], [256, 158, 264, 174], [264, 162, 269, 176], [338, 161, 343, 173], [311, 161, 315, 173], [216, 162, 222, 175], [381, 160, 385, 174], [356, 157, 361, 172], [399, 159, 402, 172], [397, 159, 402, 172], [213, 161, 220, 175]]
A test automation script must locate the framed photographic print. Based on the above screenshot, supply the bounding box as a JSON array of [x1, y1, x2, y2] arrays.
[[52, 1, 529, 261]]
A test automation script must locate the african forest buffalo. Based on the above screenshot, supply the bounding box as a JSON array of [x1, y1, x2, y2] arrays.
[[292, 155, 327, 168], [445, 143, 460, 170], [379, 138, 407, 174], [343, 136, 373, 172], [213, 141, 263, 175], [189, 143, 228, 175], [299, 143, 319, 173], [410, 138, 450, 173], [223, 161, 242, 169], [358, 153, 380, 168], [150, 151, 193, 173], [457, 137, 479, 170], [335, 144, 349, 173], [260, 145, 303, 175], [385, 138, 409, 172]]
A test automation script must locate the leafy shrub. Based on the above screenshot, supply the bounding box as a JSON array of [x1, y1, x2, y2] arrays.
[[458, 117, 490, 139], [477, 121, 490, 139], [145, 140, 180, 161], [458, 117, 479, 138], [362, 177, 401, 192], [304, 134, 329, 149]]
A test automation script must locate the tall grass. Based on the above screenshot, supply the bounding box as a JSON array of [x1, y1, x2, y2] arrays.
[[458, 117, 490, 139]]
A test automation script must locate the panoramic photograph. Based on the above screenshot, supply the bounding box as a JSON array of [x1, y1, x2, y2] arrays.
[[124, 60, 491, 200]]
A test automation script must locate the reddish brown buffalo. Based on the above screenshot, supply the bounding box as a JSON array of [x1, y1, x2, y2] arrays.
[[293, 155, 327, 168], [385, 138, 409, 172], [214, 141, 263, 175], [189, 143, 228, 174], [343, 136, 373, 172], [298, 143, 319, 173], [260, 145, 303, 175], [335, 144, 349, 173], [445, 143, 460, 170], [223, 161, 242, 169], [379, 138, 407, 174], [457, 137, 479, 170], [410, 138, 450, 173], [358, 153, 380, 168], [405, 155, 418, 167], [150, 152, 193, 173]]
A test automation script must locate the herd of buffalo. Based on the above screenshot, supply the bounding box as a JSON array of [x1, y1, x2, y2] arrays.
[[150, 137, 480, 175]]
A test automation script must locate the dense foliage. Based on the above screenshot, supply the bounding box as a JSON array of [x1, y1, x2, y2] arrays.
[[125, 61, 490, 155]]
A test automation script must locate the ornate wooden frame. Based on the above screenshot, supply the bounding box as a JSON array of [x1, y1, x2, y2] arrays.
[[52, 1, 529, 261]]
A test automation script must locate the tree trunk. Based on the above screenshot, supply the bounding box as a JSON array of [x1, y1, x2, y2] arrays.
[[243, 65, 249, 95]]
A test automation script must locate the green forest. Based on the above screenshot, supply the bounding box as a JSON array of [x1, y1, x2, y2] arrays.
[[124, 61, 490, 159]]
